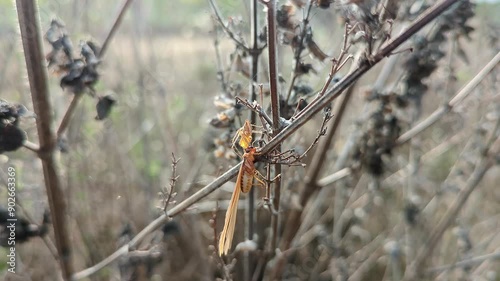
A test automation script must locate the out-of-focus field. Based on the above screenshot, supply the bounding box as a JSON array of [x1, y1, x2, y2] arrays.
[[0, 1, 500, 280]]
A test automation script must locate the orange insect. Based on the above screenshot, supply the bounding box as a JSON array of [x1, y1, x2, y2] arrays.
[[219, 146, 259, 256], [232, 119, 253, 150]]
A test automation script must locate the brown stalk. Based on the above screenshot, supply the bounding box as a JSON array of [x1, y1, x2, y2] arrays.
[[16, 0, 73, 279], [245, 0, 261, 279], [262, 0, 283, 257], [72, 1, 460, 278]]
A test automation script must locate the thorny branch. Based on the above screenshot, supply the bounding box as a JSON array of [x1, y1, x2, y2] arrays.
[[161, 153, 180, 213], [284, 108, 334, 164]]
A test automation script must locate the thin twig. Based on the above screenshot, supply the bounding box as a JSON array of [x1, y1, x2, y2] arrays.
[[56, 93, 83, 139], [208, 0, 249, 51], [426, 251, 500, 274], [162, 153, 180, 213], [316, 167, 352, 187], [23, 140, 40, 152], [294, 24, 352, 120], [99, 0, 134, 58], [294, 110, 333, 161]]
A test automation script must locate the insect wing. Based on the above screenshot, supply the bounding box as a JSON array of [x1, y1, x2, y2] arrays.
[[218, 178, 241, 256], [238, 120, 252, 149]]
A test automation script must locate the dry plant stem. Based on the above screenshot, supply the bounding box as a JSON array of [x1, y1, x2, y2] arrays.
[[285, 1, 314, 104], [273, 85, 355, 280], [72, 1, 459, 278], [163, 153, 180, 212], [281, 84, 354, 245], [56, 93, 83, 139], [294, 25, 351, 120], [16, 1, 73, 279], [208, 0, 249, 51], [295, 112, 333, 161], [316, 167, 352, 187], [397, 51, 500, 145], [99, 0, 134, 57], [56, 0, 134, 139], [245, 0, 260, 279], [426, 251, 500, 275], [236, 97, 274, 127], [262, 0, 283, 256], [23, 140, 40, 152]]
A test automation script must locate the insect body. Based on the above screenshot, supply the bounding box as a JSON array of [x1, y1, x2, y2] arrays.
[[233, 119, 253, 150], [219, 146, 258, 256]]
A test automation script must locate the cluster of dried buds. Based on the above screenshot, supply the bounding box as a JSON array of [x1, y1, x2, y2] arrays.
[[353, 91, 407, 176], [46, 20, 100, 94], [45, 19, 115, 120], [401, 1, 474, 112], [0, 100, 30, 154]]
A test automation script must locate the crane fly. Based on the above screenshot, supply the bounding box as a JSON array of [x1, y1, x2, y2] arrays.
[[219, 146, 260, 256]]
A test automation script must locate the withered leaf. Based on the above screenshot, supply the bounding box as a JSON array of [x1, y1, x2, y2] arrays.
[[0, 124, 26, 153], [95, 95, 116, 120]]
